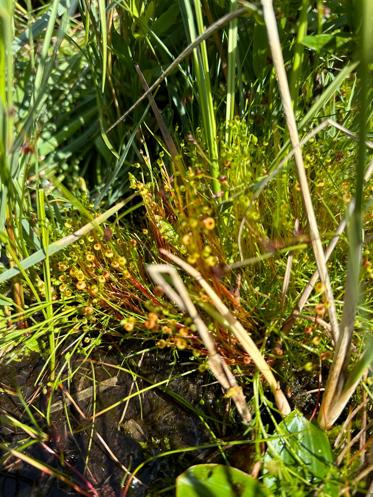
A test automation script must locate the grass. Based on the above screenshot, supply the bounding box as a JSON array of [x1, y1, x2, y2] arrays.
[[0, 1, 372, 496]]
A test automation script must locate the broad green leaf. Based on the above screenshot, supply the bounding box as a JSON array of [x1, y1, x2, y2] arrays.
[[252, 23, 269, 78], [152, 3, 179, 36], [301, 33, 352, 53], [301, 34, 335, 52], [263, 410, 338, 495], [176, 464, 271, 497]]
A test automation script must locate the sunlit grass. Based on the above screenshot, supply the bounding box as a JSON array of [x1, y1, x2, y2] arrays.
[[0, 1, 372, 496]]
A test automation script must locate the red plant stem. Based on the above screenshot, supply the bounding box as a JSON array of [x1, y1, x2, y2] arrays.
[[128, 275, 161, 305]]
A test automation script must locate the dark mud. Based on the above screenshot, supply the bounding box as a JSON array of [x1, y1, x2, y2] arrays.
[[0, 347, 232, 497]]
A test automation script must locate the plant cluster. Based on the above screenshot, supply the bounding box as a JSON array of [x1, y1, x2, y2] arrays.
[[0, 1, 372, 496]]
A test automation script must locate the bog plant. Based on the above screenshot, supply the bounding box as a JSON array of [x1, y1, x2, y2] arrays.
[[0, 1, 372, 496]]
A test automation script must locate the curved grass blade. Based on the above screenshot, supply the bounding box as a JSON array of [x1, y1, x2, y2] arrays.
[[158, 249, 291, 417], [147, 262, 252, 423]]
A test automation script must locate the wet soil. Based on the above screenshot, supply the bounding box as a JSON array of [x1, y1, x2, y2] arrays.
[[0, 347, 232, 497]]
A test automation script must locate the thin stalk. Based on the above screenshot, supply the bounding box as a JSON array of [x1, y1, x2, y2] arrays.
[[36, 189, 55, 380], [98, 0, 107, 92], [135, 65, 179, 158], [281, 219, 299, 308], [289, 0, 309, 110], [260, 0, 340, 344], [225, 0, 238, 143], [282, 162, 373, 333], [319, 0, 373, 430]]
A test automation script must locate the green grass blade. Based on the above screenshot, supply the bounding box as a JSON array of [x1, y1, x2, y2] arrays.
[[33, 0, 60, 96], [182, 0, 220, 194], [289, 0, 309, 110], [36, 189, 55, 379], [225, 0, 238, 143], [299, 62, 358, 130], [98, 0, 107, 92], [0, 0, 14, 232]]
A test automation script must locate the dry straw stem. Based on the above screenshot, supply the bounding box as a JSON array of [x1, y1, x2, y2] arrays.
[[283, 158, 373, 333], [260, 0, 340, 344], [319, 337, 373, 430], [156, 249, 291, 417], [319, 0, 373, 430], [147, 263, 252, 423], [333, 401, 367, 452], [135, 65, 179, 159]]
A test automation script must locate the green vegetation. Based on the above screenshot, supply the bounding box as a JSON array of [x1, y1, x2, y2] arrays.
[[0, 1, 372, 496]]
